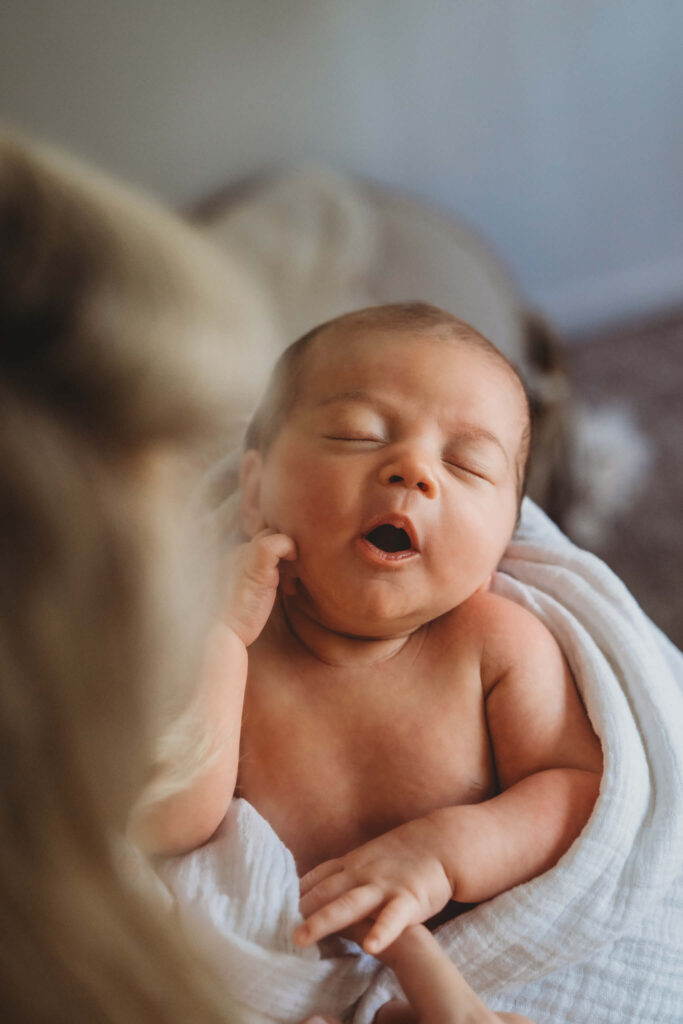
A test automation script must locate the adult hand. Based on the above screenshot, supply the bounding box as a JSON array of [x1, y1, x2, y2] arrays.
[[297, 924, 534, 1024]]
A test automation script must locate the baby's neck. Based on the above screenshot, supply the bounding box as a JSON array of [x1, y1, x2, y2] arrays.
[[274, 596, 424, 668]]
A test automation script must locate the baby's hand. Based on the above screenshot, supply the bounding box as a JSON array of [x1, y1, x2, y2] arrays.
[[221, 529, 297, 647], [294, 818, 452, 955]]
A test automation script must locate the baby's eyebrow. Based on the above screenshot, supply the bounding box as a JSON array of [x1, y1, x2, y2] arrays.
[[449, 426, 509, 463], [315, 390, 376, 408]]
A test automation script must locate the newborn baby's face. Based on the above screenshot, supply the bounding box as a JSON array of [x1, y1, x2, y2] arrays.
[[250, 328, 525, 639]]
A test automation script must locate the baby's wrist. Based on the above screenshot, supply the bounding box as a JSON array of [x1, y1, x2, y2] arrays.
[[212, 618, 248, 651], [220, 605, 266, 648], [423, 805, 479, 901]]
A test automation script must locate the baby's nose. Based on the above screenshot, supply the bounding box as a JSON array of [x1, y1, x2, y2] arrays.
[[379, 454, 437, 498]]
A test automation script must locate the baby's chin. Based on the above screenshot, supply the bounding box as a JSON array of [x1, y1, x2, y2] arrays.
[[290, 579, 442, 640]]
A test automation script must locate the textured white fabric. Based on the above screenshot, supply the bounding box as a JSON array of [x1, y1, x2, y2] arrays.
[[159, 798, 380, 1023], [161, 499, 683, 1024]]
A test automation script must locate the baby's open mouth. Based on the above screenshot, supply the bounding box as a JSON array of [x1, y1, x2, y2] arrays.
[[364, 523, 413, 553]]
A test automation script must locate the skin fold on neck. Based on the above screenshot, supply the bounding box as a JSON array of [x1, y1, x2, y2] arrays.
[[275, 592, 428, 669]]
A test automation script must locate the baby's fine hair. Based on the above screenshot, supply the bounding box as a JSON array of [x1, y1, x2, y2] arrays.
[[245, 301, 532, 502]]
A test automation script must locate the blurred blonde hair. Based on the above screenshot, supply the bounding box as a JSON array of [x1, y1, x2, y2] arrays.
[[0, 130, 254, 1021]]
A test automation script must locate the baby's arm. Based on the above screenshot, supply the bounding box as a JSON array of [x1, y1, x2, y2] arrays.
[[296, 595, 602, 953], [436, 594, 603, 903], [130, 529, 296, 857]]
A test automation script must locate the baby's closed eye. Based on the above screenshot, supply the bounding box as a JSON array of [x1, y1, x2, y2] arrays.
[[443, 458, 493, 483], [325, 432, 384, 444]]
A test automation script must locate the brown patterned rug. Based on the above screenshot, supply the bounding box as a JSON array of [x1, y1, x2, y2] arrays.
[[564, 312, 683, 650]]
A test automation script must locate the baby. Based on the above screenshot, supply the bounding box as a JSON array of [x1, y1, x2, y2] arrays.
[[137, 301, 603, 958]]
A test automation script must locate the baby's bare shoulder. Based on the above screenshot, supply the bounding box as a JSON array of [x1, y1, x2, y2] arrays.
[[445, 591, 562, 687], [445, 589, 550, 645], [428, 590, 546, 668]]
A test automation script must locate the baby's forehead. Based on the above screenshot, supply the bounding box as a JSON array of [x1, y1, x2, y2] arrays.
[[308, 321, 473, 367], [300, 323, 529, 452], [305, 323, 521, 398]]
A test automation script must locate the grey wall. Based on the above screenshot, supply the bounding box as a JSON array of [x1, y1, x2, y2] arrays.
[[2, 0, 683, 334]]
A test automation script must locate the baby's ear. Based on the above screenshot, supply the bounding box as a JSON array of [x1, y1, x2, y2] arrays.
[[240, 449, 267, 537]]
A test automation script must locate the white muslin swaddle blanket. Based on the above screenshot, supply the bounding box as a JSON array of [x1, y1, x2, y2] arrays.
[[160, 500, 683, 1024]]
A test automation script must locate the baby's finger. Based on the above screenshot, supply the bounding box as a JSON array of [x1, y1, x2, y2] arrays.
[[299, 868, 356, 918], [363, 894, 417, 955], [293, 883, 384, 947], [299, 858, 344, 897], [255, 530, 297, 563]]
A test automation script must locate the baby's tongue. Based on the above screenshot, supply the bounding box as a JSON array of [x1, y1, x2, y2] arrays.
[[366, 524, 411, 552]]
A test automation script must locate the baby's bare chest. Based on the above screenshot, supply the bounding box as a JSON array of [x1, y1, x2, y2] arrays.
[[238, 642, 497, 873]]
